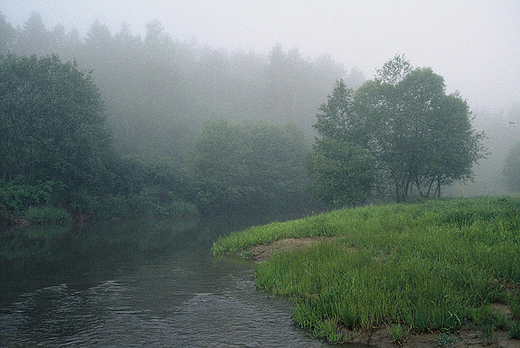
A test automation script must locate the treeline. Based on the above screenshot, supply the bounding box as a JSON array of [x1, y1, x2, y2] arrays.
[[1, 11, 518, 225], [0, 12, 363, 162], [0, 52, 323, 224], [1, 11, 352, 223]]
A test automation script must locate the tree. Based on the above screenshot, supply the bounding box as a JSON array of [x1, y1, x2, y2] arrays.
[[353, 55, 485, 200], [17, 12, 51, 56], [0, 54, 111, 200], [84, 19, 112, 52], [308, 55, 486, 204], [190, 120, 311, 213], [503, 141, 520, 192], [307, 79, 377, 206], [0, 11, 16, 55], [307, 137, 375, 206], [313, 79, 357, 141]]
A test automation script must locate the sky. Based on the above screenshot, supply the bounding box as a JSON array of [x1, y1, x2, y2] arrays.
[[1, 0, 519, 113]]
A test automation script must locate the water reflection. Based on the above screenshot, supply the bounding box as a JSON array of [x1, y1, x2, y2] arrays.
[[0, 215, 363, 347]]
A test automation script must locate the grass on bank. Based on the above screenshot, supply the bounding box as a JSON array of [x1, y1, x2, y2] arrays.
[[212, 196, 520, 344]]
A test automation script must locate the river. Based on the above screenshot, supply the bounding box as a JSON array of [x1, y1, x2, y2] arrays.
[[0, 214, 361, 347]]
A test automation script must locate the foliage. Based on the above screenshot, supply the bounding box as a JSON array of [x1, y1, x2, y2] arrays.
[[0, 11, 360, 218], [213, 196, 520, 343], [355, 56, 486, 201], [503, 141, 520, 192], [0, 53, 111, 198], [66, 156, 198, 219], [0, 53, 199, 221], [191, 120, 312, 214], [308, 55, 486, 205], [0, 11, 356, 162], [436, 333, 458, 346], [24, 206, 71, 224], [510, 320, 520, 339], [0, 176, 60, 214], [307, 79, 378, 206], [307, 137, 376, 206], [389, 323, 410, 345]]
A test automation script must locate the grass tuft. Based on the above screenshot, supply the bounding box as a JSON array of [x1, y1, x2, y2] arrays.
[[436, 333, 458, 346]]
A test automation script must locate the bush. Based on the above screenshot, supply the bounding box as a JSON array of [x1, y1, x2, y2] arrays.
[[510, 321, 520, 339], [25, 206, 71, 224], [0, 176, 60, 214]]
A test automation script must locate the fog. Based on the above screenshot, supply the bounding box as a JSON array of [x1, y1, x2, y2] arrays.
[[3, 0, 519, 112], [1, 0, 519, 196]]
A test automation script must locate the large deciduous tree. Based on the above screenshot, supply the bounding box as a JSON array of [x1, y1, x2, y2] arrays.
[[307, 55, 486, 204], [0, 54, 111, 199]]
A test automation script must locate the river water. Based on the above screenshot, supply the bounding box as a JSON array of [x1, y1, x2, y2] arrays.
[[0, 214, 359, 347]]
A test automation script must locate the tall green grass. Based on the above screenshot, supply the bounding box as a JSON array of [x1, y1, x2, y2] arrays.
[[212, 196, 520, 343]]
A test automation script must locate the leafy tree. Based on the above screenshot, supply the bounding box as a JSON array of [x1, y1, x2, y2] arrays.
[[353, 55, 485, 200], [307, 79, 377, 206], [307, 137, 375, 206], [84, 19, 112, 52], [17, 12, 51, 56], [191, 120, 311, 213], [313, 79, 356, 141], [0, 54, 111, 201], [503, 141, 520, 192], [308, 55, 485, 204], [0, 11, 16, 55]]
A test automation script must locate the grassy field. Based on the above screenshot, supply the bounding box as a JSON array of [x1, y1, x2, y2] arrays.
[[212, 196, 520, 344]]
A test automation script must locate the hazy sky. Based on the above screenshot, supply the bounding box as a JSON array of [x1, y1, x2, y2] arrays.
[[1, 0, 519, 113]]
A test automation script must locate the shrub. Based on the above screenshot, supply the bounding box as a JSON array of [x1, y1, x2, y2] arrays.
[[25, 206, 70, 224]]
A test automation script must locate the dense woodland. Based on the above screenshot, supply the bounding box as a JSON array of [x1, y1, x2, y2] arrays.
[[0, 11, 356, 222], [0, 12, 364, 160], [0, 11, 519, 224]]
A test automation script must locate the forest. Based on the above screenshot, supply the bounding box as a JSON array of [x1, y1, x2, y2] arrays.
[[0, 11, 519, 225]]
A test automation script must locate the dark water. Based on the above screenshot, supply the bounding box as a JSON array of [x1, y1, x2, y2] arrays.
[[0, 214, 360, 347]]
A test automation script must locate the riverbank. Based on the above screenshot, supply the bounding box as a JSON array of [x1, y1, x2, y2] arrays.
[[212, 196, 520, 347]]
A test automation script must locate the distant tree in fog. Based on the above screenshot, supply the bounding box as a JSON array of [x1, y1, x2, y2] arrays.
[[190, 120, 311, 213], [0, 11, 16, 55], [17, 11, 51, 56], [2, 12, 350, 168], [503, 141, 520, 192]]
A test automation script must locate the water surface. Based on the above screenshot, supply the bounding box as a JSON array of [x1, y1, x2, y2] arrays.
[[1, 215, 351, 347]]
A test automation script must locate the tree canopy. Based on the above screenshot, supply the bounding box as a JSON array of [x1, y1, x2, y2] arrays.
[[191, 120, 312, 213], [0, 53, 111, 201], [307, 55, 486, 204]]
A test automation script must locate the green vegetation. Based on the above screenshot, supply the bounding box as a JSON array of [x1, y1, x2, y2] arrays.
[[0, 54, 200, 224], [191, 120, 312, 214], [24, 206, 71, 224], [436, 333, 458, 346], [212, 196, 520, 344], [504, 141, 520, 192], [307, 55, 486, 205]]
